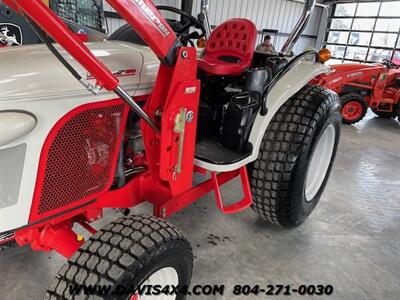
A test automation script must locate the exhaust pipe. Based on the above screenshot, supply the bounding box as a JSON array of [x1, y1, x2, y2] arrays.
[[280, 0, 316, 55], [199, 0, 212, 38]]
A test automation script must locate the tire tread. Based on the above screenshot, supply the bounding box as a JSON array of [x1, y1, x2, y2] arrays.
[[45, 215, 192, 299], [249, 85, 339, 227]]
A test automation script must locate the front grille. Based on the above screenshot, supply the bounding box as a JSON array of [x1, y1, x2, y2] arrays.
[[0, 144, 26, 209], [34, 101, 127, 216]]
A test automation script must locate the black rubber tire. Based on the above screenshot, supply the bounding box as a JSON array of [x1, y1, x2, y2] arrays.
[[372, 106, 399, 119], [248, 85, 341, 227], [45, 215, 193, 300], [109, 25, 147, 46], [340, 93, 368, 124]]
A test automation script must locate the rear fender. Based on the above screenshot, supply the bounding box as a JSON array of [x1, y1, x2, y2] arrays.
[[248, 60, 330, 161]]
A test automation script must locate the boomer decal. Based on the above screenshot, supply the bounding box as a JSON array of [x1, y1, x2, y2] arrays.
[[131, 0, 170, 37], [0, 23, 22, 46]]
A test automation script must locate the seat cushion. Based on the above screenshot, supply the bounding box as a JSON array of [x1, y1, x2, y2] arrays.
[[198, 56, 251, 76], [197, 18, 257, 76]]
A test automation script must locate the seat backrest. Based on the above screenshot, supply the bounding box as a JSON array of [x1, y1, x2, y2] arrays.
[[205, 19, 257, 63]]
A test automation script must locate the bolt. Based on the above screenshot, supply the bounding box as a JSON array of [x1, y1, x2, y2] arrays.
[[181, 50, 188, 59], [186, 111, 194, 123], [161, 208, 167, 218], [155, 108, 163, 119]]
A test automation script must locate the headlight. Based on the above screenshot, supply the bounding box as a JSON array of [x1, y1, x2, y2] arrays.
[[0, 112, 36, 146]]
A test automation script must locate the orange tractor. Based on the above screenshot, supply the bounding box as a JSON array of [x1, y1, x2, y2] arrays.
[[312, 59, 400, 124]]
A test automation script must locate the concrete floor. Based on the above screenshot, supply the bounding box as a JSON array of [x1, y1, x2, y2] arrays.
[[1, 111, 399, 300]]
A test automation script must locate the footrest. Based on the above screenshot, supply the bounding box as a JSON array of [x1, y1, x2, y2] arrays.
[[195, 138, 252, 165], [210, 166, 252, 214]]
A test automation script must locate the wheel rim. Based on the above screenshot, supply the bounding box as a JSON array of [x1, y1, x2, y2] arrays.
[[342, 101, 363, 122], [130, 267, 179, 300], [305, 124, 336, 201]]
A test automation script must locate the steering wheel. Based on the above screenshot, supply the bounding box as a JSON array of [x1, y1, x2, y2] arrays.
[[383, 59, 399, 69], [156, 5, 206, 46]]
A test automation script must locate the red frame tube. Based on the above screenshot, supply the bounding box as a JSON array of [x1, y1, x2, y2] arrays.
[[106, 0, 180, 65]]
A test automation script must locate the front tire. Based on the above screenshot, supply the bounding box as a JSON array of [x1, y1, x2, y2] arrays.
[[45, 215, 193, 300], [249, 86, 341, 227], [340, 93, 367, 124]]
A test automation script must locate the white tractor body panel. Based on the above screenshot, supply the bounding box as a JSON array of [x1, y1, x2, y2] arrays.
[[248, 59, 331, 159], [0, 41, 159, 233]]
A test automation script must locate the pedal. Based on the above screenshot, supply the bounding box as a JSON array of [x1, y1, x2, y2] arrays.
[[210, 166, 252, 214]]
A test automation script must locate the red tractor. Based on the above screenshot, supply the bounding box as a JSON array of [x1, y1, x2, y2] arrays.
[[312, 59, 400, 124]]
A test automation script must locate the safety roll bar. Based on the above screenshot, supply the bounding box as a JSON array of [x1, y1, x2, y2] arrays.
[[280, 0, 316, 55]]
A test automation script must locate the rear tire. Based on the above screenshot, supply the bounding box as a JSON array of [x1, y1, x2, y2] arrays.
[[340, 93, 368, 124], [45, 215, 193, 300], [248, 86, 341, 227]]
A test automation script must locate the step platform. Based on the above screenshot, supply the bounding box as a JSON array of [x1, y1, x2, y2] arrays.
[[195, 138, 252, 165]]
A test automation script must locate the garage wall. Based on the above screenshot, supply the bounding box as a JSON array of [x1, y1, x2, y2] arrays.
[[192, 0, 325, 53], [102, 0, 181, 34], [103, 0, 326, 53]]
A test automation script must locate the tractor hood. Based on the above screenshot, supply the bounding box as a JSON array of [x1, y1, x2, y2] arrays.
[[0, 41, 159, 102]]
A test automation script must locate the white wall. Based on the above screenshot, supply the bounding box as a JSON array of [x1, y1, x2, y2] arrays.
[[192, 0, 324, 53], [102, 0, 181, 34], [103, 0, 326, 53]]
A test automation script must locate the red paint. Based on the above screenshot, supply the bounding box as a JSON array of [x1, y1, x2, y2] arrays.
[[313, 63, 400, 120], [198, 19, 257, 76], [86, 69, 137, 80], [106, 0, 178, 62], [95, 174, 144, 209], [154, 166, 253, 217], [142, 47, 200, 197], [75, 32, 88, 43], [341, 100, 363, 122], [29, 99, 129, 223], [16, 221, 83, 258], [211, 166, 252, 214]]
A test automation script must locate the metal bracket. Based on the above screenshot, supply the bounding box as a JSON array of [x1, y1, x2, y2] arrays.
[[173, 108, 187, 175]]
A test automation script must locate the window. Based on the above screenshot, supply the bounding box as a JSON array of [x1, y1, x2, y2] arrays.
[[352, 19, 375, 31], [334, 3, 357, 16], [51, 0, 104, 32], [328, 31, 349, 44], [331, 18, 352, 30], [380, 1, 400, 16], [349, 32, 372, 46], [375, 19, 400, 32], [324, 1, 400, 63], [356, 2, 380, 16], [345, 46, 368, 61], [367, 49, 392, 62]]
